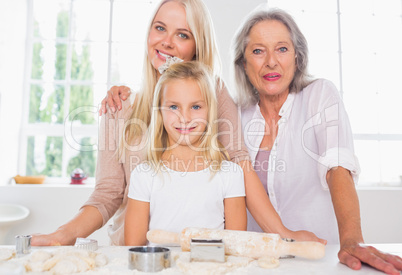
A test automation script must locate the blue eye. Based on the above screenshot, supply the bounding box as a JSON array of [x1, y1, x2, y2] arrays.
[[156, 26, 165, 32], [278, 47, 288, 52], [192, 105, 201, 110], [178, 33, 189, 39], [253, 49, 262, 54], [169, 105, 178, 110]]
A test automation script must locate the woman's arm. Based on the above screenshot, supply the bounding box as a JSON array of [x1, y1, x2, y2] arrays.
[[33, 101, 131, 246], [124, 199, 150, 246], [32, 206, 103, 246], [327, 167, 402, 274], [224, 197, 247, 230]]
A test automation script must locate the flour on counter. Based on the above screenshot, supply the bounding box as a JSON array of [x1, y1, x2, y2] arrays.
[[0, 248, 15, 261]]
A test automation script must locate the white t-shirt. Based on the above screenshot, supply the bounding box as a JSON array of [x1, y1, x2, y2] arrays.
[[241, 79, 360, 244], [128, 160, 245, 233]]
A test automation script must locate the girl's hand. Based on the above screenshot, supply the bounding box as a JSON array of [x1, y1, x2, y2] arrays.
[[99, 85, 131, 115], [284, 230, 327, 245]]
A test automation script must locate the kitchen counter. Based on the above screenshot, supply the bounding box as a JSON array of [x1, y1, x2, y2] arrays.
[[1, 243, 401, 274]]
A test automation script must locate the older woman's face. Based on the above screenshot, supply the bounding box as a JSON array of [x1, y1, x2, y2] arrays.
[[148, 1, 196, 75], [243, 20, 296, 98]]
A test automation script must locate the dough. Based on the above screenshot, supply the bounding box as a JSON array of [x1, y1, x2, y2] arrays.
[[0, 248, 14, 261], [30, 250, 52, 262], [176, 252, 254, 275], [257, 256, 280, 269], [95, 253, 108, 267], [24, 247, 108, 274], [51, 259, 79, 274]]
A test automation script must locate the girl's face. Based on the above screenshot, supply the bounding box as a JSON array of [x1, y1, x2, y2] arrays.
[[243, 20, 296, 98], [148, 1, 197, 75], [160, 78, 208, 149]]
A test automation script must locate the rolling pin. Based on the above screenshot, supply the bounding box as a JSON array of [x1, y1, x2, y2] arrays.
[[147, 227, 325, 260]]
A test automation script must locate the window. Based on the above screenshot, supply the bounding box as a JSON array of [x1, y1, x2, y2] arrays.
[[267, 0, 402, 186], [21, 0, 158, 182]]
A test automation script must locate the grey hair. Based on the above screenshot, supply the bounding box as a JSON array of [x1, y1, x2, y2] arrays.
[[232, 7, 313, 108]]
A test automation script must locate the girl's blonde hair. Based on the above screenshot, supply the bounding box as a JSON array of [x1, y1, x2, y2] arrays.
[[147, 61, 229, 173], [119, 0, 221, 157]]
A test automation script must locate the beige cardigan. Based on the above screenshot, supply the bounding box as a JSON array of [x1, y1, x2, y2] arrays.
[[83, 84, 250, 245]]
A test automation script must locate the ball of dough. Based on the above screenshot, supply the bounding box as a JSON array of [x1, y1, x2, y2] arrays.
[[258, 256, 280, 269]]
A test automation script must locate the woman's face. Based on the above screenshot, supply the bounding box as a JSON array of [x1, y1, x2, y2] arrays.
[[243, 20, 296, 98], [148, 1, 196, 75]]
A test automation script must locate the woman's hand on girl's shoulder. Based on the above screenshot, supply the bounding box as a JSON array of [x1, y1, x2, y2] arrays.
[[99, 85, 132, 115]]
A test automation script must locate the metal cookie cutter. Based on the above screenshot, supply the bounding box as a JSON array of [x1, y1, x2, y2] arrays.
[[15, 235, 31, 255], [280, 238, 295, 259], [190, 238, 225, 263], [74, 238, 98, 251], [129, 246, 171, 272]]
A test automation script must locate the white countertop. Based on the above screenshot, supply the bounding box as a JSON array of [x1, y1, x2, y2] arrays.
[[1, 243, 401, 274]]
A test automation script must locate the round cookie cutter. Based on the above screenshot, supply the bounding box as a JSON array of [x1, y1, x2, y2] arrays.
[[128, 246, 170, 272]]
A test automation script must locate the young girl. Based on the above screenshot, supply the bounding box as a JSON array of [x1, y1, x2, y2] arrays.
[[124, 61, 247, 245]]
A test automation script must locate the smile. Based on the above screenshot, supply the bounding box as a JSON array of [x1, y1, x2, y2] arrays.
[[176, 126, 196, 134], [157, 50, 173, 59], [263, 73, 281, 81]]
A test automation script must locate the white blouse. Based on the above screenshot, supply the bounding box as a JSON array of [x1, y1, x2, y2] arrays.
[[241, 79, 360, 244]]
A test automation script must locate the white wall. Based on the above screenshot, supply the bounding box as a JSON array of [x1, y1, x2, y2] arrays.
[[0, 185, 110, 246], [1, 185, 401, 245], [0, 0, 26, 185]]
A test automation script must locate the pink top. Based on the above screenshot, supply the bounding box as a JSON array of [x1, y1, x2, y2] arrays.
[[254, 149, 271, 194], [83, 83, 250, 245]]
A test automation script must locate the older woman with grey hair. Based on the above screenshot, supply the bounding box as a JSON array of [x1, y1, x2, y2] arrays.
[[233, 7, 401, 274]]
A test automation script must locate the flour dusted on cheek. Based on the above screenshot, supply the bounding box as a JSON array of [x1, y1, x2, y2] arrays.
[[158, 55, 184, 74]]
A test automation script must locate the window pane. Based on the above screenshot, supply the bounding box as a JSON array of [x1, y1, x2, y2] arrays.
[[354, 140, 381, 185], [26, 136, 63, 176], [33, 0, 70, 39], [112, 1, 158, 43], [70, 43, 108, 82], [69, 85, 95, 124], [343, 89, 379, 135], [267, 0, 337, 12], [29, 84, 65, 124], [54, 43, 68, 80], [71, 0, 110, 41], [66, 137, 97, 177], [111, 43, 144, 84], [379, 141, 402, 186]]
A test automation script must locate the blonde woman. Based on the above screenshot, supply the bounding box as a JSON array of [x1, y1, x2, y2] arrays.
[[124, 61, 246, 245], [32, 0, 323, 246]]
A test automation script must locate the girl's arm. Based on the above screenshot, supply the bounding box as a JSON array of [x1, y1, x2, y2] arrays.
[[124, 198, 150, 246], [239, 160, 327, 243], [224, 197, 247, 230]]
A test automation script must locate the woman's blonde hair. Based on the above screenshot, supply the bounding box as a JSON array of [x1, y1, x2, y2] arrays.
[[119, 0, 221, 157], [147, 61, 229, 173]]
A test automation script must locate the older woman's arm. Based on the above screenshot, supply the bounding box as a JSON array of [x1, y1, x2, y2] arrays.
[[327, 167, 402, 274]]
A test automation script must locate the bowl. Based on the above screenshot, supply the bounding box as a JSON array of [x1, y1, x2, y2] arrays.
[[128, 246, 170, 272]]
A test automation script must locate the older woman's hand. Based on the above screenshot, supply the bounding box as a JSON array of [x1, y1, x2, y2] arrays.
[[98, 85, 131, 115], [339, 239, 402, 275]]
